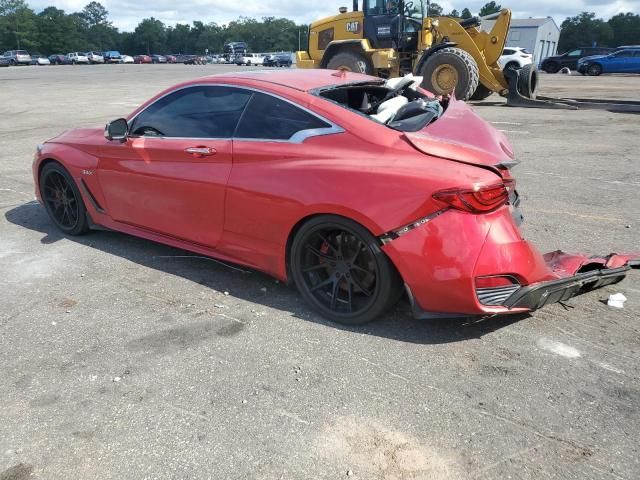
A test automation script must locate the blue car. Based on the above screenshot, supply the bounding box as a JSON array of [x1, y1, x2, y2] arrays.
[[577, 48, 640, 76]]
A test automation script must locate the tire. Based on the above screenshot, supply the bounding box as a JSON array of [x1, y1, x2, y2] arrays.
[[469, 83, 494, 101], [419, 47, 480, 101], [326, 51, 374, 74], [516, 63, 538, 99], [543, 62, 559, 74], [504, 61, 520, 71], [39, 162, 89, 236], [587, 63, 602, 76], [290, 215, 400, 325]]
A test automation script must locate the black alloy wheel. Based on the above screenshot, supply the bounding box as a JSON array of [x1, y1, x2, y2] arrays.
[[40, 163, 89, 235], [291, 216, 401, 325]]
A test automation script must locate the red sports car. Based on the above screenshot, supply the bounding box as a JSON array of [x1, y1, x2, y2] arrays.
[[32, 69, 638, 324]]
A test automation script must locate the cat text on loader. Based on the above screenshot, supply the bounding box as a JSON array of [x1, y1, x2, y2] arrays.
[[296, 1, 538, 104]]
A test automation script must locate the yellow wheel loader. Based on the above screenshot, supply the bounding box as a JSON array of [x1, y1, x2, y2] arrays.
[[296, 1, 640, 112], [295, 1, 537, 103]]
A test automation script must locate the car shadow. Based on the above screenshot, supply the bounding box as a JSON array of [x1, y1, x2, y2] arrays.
[[5, 202, 530, 345]]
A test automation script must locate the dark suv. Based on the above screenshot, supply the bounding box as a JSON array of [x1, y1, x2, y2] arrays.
[[541, 47, 613, 73]]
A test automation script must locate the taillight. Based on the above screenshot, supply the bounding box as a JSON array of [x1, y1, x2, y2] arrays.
[[433, 183, 509, 213]]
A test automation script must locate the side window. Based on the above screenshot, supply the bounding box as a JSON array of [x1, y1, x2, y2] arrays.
[[130, 86, 252, 138], [503, 49, 514, 56], [235, 92, 331, 141], [567, 49, 581, 57]]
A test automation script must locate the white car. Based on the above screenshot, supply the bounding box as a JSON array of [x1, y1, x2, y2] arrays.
[[499, 47, 533, 71], [86, 51, 104, 64], [67, 52, 89, 64], [236, 53, 265, 66], [31, 55, 50, 65], [121, 55, 134, 64]]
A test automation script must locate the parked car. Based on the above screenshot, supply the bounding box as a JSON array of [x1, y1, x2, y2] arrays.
[[184, 55, 206, 65], [86, 51, 104, 64], [577, 48, 640, 76], [0, 56, 10, 67], [30, 54, 51, 66], [236, 53, 265, 66], [103, 51, 123, 63], [32, 69, 639, 325], [498, 47, 532, 70], [151, 54, 167, 64], [263, 52, 292, 67], [67, 52, 89, 64], [540, 47, 613, 73], [121, 55, 134, 64], [2, 50, 31, 65], [134, 55, 152, 64], [48, 54, 69, 65], [165, 54, 177, 63]]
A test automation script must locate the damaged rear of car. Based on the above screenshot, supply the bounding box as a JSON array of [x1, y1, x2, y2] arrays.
[[312, 74, 638, 320]]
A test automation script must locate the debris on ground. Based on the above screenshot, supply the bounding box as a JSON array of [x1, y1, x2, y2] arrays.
[[607, 293, 627, 309]]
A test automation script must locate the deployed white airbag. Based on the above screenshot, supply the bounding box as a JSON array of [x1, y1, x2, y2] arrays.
[[370, 95, 409, 124]]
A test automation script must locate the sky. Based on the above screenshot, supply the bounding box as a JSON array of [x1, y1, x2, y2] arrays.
[[28, 0, 640, 32]]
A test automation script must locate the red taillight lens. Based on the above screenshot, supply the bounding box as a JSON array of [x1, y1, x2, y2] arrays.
[[433, 183, 509, 213]]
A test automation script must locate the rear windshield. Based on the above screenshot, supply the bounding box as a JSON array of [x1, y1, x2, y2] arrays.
[[314, 76, 445, 133], [16, 50, 29, 55]]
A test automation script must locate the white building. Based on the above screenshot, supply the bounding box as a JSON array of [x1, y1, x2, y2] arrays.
[[482, 17, 561, 63]]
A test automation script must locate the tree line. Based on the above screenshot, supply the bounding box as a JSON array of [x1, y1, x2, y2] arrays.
[[0, 0, 307, 55], [1, 0, 639, 55]]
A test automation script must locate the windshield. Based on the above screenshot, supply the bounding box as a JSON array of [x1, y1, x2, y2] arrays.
[[366, 0, 423, 19], [405, 0, 424, 20]]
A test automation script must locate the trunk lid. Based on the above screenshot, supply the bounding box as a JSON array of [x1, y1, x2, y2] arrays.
[[403, 98, 516, 172]]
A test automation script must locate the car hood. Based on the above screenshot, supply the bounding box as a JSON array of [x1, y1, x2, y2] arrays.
[[402, 98, 516, 172], [48, 127, 103, 145]]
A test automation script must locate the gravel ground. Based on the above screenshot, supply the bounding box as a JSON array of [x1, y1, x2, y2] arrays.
[[0, 65, 639, 480]]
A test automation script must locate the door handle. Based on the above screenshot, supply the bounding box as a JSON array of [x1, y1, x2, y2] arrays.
[[185, 146, 217, 157]]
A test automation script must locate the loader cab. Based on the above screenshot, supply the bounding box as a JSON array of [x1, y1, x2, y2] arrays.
[[361, 0, 424, 51]]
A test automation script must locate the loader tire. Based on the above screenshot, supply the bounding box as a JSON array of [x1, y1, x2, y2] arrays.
[[517, 63, 538, 99], [326, 51, 373, 74], [469, 83, 494, 101], [419, 47, 479, 101]]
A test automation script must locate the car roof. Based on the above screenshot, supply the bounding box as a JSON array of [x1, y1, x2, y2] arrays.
[[194, 69, 381, 92]]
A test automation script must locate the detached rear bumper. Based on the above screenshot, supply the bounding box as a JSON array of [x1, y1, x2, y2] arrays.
[[504, 264, 633, 310]]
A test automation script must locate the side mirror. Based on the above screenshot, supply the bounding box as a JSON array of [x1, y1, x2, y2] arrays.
[[105, 118, 128, 142]]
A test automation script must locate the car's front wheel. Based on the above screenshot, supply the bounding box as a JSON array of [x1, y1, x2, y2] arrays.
[[587, 63, 602, 76], [39, 162, 89, 235], [290, 215, 401, 325]]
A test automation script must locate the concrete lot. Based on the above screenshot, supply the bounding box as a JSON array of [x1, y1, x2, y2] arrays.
[[0, 65, 639, 480]]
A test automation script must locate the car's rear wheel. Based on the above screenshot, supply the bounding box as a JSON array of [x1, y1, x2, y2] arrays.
[[543, 62, 559, 74], [587, 63, 602, 76], [290, 216, 400, 325], [40, 163, 89, 235]]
